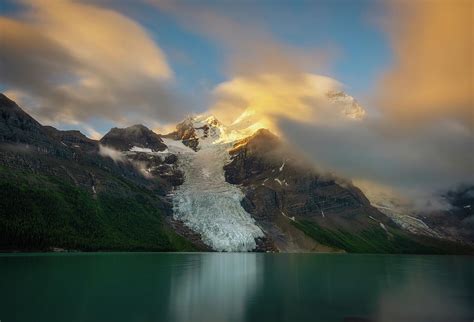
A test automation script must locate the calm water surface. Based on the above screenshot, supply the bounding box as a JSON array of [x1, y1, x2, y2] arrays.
[[0, 253, 473, 322]]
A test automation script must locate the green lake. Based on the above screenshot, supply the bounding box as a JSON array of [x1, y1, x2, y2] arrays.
[[0, 253, 473, 322]]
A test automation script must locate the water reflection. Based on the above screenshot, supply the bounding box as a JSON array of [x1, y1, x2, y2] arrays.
[[0, 253, 472, 322], [374, 257, 472, 322], [168, 253, 262, 322]]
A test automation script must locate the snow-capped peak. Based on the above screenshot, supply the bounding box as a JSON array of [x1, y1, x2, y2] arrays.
[[182, 114, 222, 128], [326, 90, 366, 120]]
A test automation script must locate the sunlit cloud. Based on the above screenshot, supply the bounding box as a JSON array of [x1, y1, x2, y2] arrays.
[[210, 73, 364, 134], [276, 0, 474, 206], [185, 0, 473, 208], [375, 0, 473, 128], [0, 0, 185, 132]]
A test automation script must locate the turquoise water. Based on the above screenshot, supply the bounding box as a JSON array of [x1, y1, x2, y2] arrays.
[[0, 253, 473, 322]]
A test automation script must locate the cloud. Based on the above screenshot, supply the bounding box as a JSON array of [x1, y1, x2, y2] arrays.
[[191, 0, 473, 208], [98, 144, 126, 163], [98, 144, 154, 178], [375, 0, 473, 128], [280, 117, 473, 208], [209, 71, 473, 208], [210, 73, 364, 129], [0, 0, 187, 131]]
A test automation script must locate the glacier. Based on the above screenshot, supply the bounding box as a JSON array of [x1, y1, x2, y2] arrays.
[[162, 117, 264, 252]]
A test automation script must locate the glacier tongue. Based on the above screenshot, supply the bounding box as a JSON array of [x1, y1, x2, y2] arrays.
[[162, 123, 264, 252]]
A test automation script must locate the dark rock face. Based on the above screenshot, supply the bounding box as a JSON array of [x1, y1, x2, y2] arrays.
[[0, 94, 70, 157], [173, 119, 200, 151], [43, 126, 98, 153], [223, 129, 474, 253], [164, 154, 178, 164], [223, 129, 395, 251], [224, 129, 370, 219], [225, 129, 279, 184], [421, 186, 474, 244], [0, 94, 157, 193], [0, 94, 43, 140], [120, 151, 184, 189], [100, 124, 167, 152]]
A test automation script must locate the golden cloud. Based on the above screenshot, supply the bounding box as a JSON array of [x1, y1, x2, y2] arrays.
[[24, 0, 172, 81], [376, 0, 473, 127], [210, 73, 365, 136], [0, 0, 181, 131]]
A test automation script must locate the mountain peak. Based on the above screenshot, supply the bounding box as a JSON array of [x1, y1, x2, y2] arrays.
[[326, 90, 366, 120], [173, 114, 226, 150], [180, 114, 222, 128], [100, 124, 166, 152], [128, 124, 149, 130], [0, 93, 43, 137], [0, 93, 18, 109]]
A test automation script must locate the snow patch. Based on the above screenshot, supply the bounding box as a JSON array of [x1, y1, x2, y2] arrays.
[[279, 162, 285, 172], [281, 211, 295, 222], [130, 146, 153, 153], [129, 146, 169, 154], [161, 138, 190, 153]]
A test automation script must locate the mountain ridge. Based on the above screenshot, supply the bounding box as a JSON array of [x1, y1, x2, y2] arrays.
[[0, 93, 472, 253]]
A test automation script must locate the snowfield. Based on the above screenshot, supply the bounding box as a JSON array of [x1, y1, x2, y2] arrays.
[[162, 120, 264, 252]]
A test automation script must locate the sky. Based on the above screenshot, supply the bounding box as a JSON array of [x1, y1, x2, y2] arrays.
[[0, 0, 472, 206], [0, 0, 392, 132]]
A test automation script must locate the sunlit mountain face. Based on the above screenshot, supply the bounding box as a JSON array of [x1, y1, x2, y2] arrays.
[[0, 0, 472, 253]]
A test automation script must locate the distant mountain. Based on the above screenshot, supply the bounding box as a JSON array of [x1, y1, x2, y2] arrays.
[[100, 124, 167, 152], [0, 93, 472, 253]]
